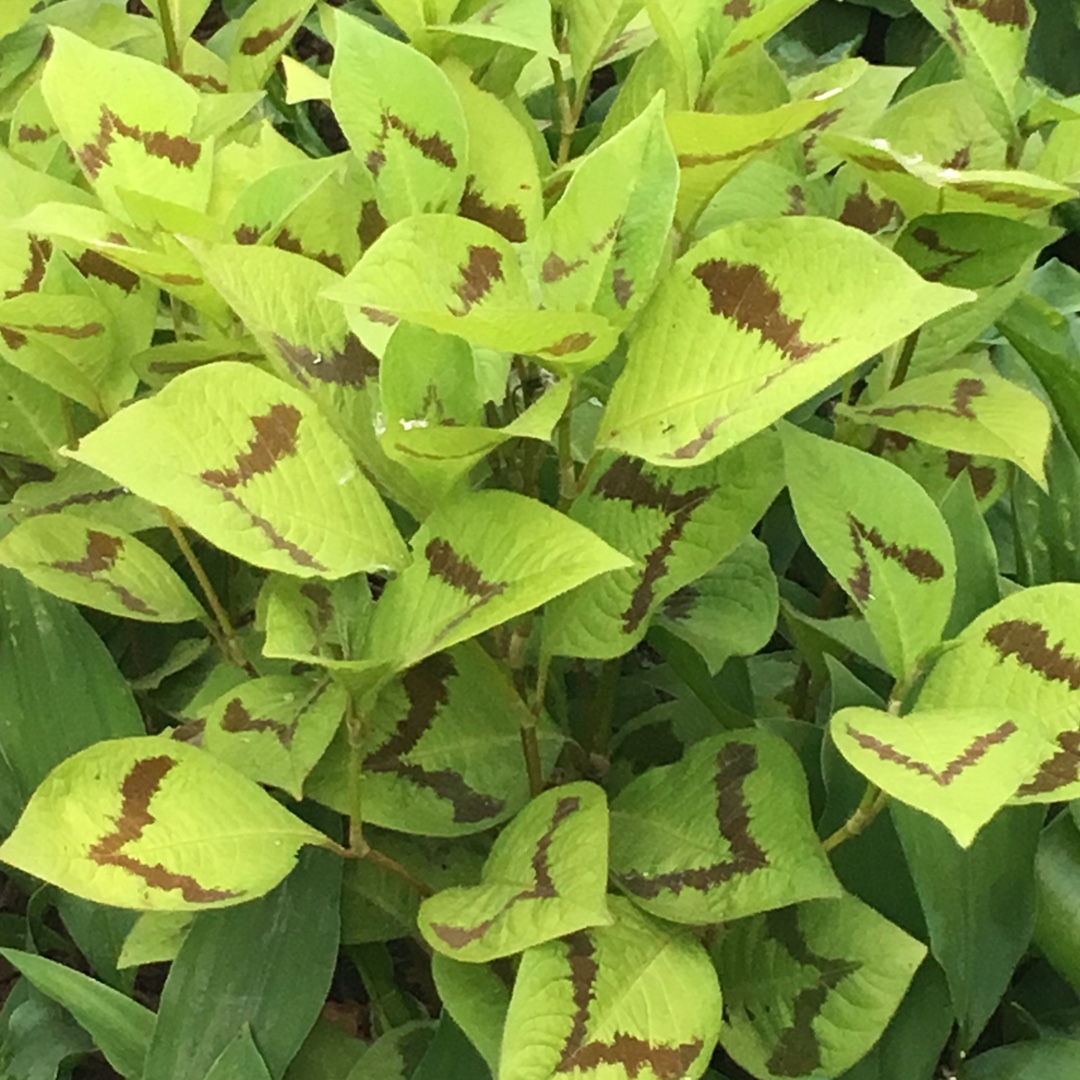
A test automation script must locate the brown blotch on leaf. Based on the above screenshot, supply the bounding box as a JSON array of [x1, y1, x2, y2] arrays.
[[272, 229, 345, 274], [613, 268, 634, 308], [840, 184, 902, 234], [26, 486, 125, 518], [78, 105, 201, 180], [723, 0, 753, 16], [662, 585, 699, 621], [787, 185, 806, 216], [50, 529, 155, 616], [88, 755, 239, 903], [158, 272, 202, 286], [234, 224, 264, 245], [215, 487, 327, 571], [542, 252, 587, 283], [942, 145, 972, 170], [945, 451, 996, 499], [846, 514, 944, 603], [850, 152, 906, 174], [358, 200, 388, 248], [182, 72, 228, 93], [953, 182, 1048, 209], [274, 333, 380, 389], [1018, 730, 1080, 795], [985, 619, 1080, 689], [360, 305, 398, 326], [300, 582, 335, 631], [0, 328, 27, 349], [17, 124, 50, 143], [367, 111, 458, 175], [954, 0, 1030, 27], [72, 249, 140, 294], [221, 697, 295, 748], [200, 402, 302, 489], [425, 537, 507, 602], [678, 137, 784, 168], [4, 237, 51, 300], [545, 332, 595, 357], [566, 1034, 704, 1078], [871, 376, 985, 419], [239, 16, 296, 55], [451, 245, 504, 315], [692, 258, 830, 362], [460, 178, 526, 243], [556, 931, 599, 1071]]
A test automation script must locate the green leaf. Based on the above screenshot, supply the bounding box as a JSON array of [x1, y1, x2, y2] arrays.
[[560, 0, 644, 82], [365, 489, 631, 670], [330, 10, 467, 222], [283, 1017, 366, 1080], [832, 705, 1047, 847], [1034, 811, 1080, 995], [717, 895, 927, 1080], [203, 1028, 274, 1080], [0, 359, 67, 467], [784, 424, 957, 678], [0, 515, 204, 623], [412, 1014, 491, 1080], [939, 474, 1001, 639], [543, 434, 783, 659], [144, 0, 212, 45], [0, 0, 35, 39], [418, 782, 610, 962], [117, 911, 193, 969], [598, 217, 971, 467], [0, 980, 94, 1080], [360, 1020, 436, 1078], [203, 675, 348, 799], [959, 1039, 1080, 1080], [67, 361, 408, 578], [431, 955, 510, 1075], [500, 896, 721, 1080], [227, 0, 315, 92], [259, 572, 373, 665], [892, 803, 1044, 1050], [0, 736, 331, 911], [144, 845, 341, 1080], [840, 367, 1051, 488], [0, 947, 155, 1080], [610, 730, 840, 925]]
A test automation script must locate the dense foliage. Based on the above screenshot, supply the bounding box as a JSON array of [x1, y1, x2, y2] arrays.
[[3, 0, 1080, 1076]]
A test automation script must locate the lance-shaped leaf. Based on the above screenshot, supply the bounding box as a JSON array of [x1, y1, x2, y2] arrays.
[[203, 675, 348, 799], [915, 583, 1080, 803], [227, 0, 315, 92], [784, 424, 957, 677], [598, 217, 971, 467], [840, 367, 1051, 488], [118, 910, 194, 968], [366, 489, 631, 670], [0, 736, 331, 911], [325, 215, 619, 370], [330, 10, 467, 223], [418, 782, 610, 962], [832, 705, 1048, 847], [543, 434, 783, 660], [305, 644, 564, 836], [0, 358, 67, 466], [610, 730, 840, 925], [0, 514, 204, 623], [40, 29, 211, 218], [559, 0, 644, 81], [67, 361, 407, 578], [538, 91, 677, 326], [654, 537, 779, 674], [717, 896, 926, 1080], [500, 896, 721, 1080]]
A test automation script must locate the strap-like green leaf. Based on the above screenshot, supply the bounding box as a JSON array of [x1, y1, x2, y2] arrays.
[[599, 217, 971, 467], [418, 782, 610, 962], [0, 736, 331, 910], [717, 895, 927, 1080], [500, 896, 721, 1080], [0, 514, 204, 623], [610, 730, 840, 924], [68, 361, 408, 578], [784, 423, 957, 678]]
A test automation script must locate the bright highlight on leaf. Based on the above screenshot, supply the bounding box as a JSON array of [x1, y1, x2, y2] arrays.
[[0, 736, 331, 911]]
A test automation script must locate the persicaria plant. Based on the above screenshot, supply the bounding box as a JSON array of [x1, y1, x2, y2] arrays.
[[3, 0, 1080, 1077]]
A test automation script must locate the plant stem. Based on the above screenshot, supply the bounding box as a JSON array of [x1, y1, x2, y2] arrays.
[[587, 657, 620, 757], [520, 654, 551, 798], [556, 397, 577, 511], [822, 783, 889, 853], [159, 507, 255, 675], [156, 0, 182, 73], [363, 846, 434, 897], [548, 13, 591, 168]]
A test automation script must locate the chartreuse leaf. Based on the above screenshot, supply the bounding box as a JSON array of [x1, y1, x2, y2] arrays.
[[560, 0, 644, 81], [0, 0, 35, 38], [227, 0, 315, 92], [68, 361, 408, 578], [366, 489, 631, 670], [40, 28, 211, 217], [118, 910, 193, 968], [538, 91, 677, 326], [500, 896, 721, 1080], [418, 782, 610, 962], [610, 730, 840, 925], [654, 537, 779, 674], [331, 9, 466, 222], [784, 424, 957, 679], [260, 572, 373, 664], [840, 367, 1051, 488], [717, 895, 927, 1080], [0, 736, 331, 911], [0, 360, 67, 466], [915, 584, 1080, 803], [432, 954, 510, 1075], [144, 0, 211, 45], [543, 434, 784, 660], [203, 675, 348, 799], [599, 217, 971, 467], [325, 216, 619, 370], [832, 706, 1048, 847], [0, 947, 154, 1079], [8, 464, 158, 535], [0, 515, 204, 623], [307, 643, 563, 836]]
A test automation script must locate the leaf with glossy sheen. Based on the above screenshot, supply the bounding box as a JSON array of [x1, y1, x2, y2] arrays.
[[366, 489, 631, 670], [841, 367, 1051, 487], [331, 10, 466, 222], [959, 1039, 1080, 1080], [598, 217, 971, 467], [717, 895, 926, 1080], [784, 424, 957, 678], [500, 896, 721, 1080], [0, 515, 204, 623], [833, 705, 1047, 847], [543, 435, 783, 660], [0, 947, 155, 1080], [418, 782, 610, 962], [203, 675, 348, 799], [915, 584, 1080, 802], [1033, 812, 1080, 994], [0, 736, 330, 911], [431, 955, 511, 1075], [68, 361, 407, 578], [610, 730, 840, 925], [228, 0, 314, 92]]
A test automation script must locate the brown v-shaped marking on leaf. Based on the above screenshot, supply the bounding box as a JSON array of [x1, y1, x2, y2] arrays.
[[365, 111, 458, 180], [4, 236, 51, 299], [50, 529, 156, 616], [448, 245, 504, 316], [221, 682, 330, 750], [425, 537, 508, 643], [1018, 729, 1080, 796], [846, 514, 945, 603], [78, 105, 201, 180], [364, 654, 505, 824], [88, 755, 239, 903], [617, 742, 769, 898], [273, 333, 380, 390], [239, 16, 296, 55], [984, 619, 1080, 689], [870, 377, 985, 420], [844, 720, 1018, 785], [429, 796, 581, 948]]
